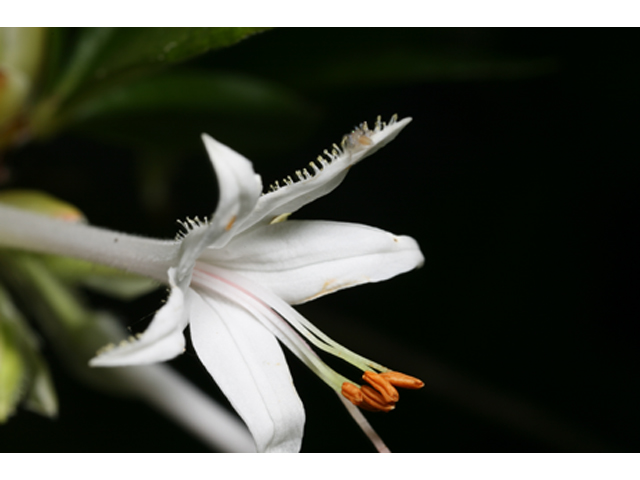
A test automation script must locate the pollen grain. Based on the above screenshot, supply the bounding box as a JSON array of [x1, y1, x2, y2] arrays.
[[225, 215, 237, 231]]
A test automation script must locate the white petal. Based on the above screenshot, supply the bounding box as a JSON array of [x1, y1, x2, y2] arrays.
[[176, 134, 263, 279], [234, 116, 412, 234], [90, 268, 188, 366], [189, 290, 305, 453], [200, 220, 424, 305]]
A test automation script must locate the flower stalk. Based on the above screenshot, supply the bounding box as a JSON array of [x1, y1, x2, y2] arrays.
[[0, 203, 178, 282]]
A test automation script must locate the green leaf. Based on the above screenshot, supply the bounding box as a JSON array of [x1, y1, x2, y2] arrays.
[[61, 70, 319, 155], [65, 69, 307, 120], [51, 28, 269, 108], [40, 255, 159, 300], [36, 28, 81, 98]]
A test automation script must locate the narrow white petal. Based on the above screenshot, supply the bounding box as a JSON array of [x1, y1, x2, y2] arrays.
[[90, 268, 188, 366], [201, 134, 263, 240], [234, 116, 412, 234], [201, 220, 424, 305], [176, 134, 263, 279], [189, 290, 305, 453]]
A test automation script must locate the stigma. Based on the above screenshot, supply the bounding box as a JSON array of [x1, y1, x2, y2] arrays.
[[341, 370, 424, 413]]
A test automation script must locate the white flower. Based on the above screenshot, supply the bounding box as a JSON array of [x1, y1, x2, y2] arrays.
[[86, 115, 425, 452]]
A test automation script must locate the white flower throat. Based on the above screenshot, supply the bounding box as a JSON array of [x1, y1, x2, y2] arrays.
[[182, 115, 425, 414]]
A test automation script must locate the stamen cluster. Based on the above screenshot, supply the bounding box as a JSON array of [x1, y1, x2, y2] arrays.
[[341, 370, 424, 413]]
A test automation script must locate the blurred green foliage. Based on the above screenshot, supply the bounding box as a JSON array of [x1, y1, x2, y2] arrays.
[[2, 28, 552, 155]]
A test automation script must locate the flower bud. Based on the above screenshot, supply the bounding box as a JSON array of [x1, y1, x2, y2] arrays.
[[0, 189, 85, 222], [0, 28, 46, 136], [0, 284, 57, 422]]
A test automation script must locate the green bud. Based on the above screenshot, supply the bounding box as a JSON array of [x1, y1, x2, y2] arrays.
[[0, 252, 142, 397], [0, 28, 46, 133], [0, 189, 85, 222], [0, 28, 47, 78], [0, 317, 26, 422], [21, 353, 57, 418], [0, 283, 58, 422], [0, 65, 29, 127]]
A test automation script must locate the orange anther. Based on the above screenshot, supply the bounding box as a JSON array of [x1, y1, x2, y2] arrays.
[[379, 371, 424, 390], [356, 401, 388, 413], [225, 215, 237, 231], [358, 135, 373, 146], [362, 371, 399, 403], [342, 382, 395, 412], [360, 385, 395, 412], [341, 372, 421, 413], [341, 382, 363, 405]]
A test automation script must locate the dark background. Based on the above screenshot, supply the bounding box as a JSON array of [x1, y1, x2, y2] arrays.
[[1, 28, 638, 452]]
